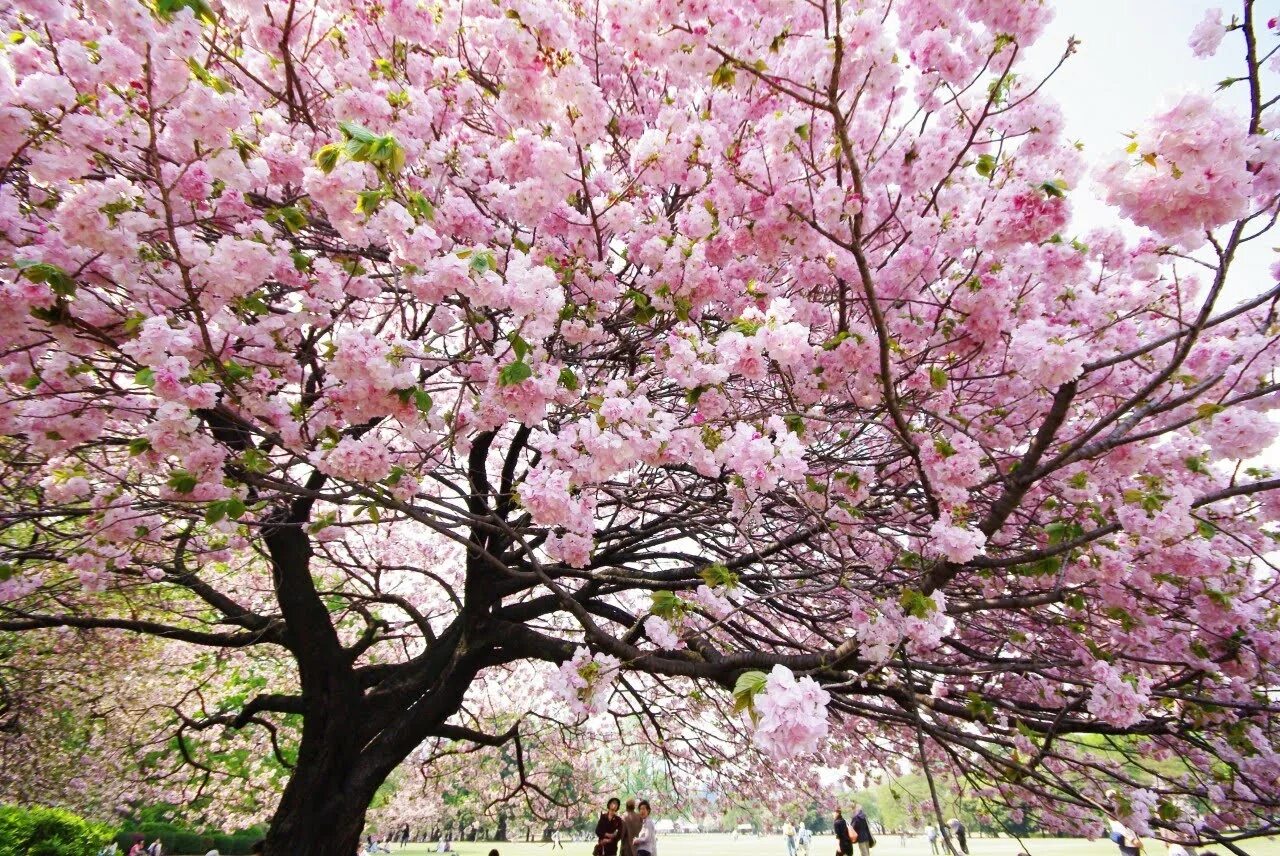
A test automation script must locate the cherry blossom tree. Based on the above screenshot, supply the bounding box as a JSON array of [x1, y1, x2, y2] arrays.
[[2, 0, 1280, 854]]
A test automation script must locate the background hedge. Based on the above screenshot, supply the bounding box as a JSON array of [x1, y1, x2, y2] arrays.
[[0, 804, 113, 856]]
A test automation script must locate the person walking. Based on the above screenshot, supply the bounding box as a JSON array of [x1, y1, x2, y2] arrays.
[[633, 800, 658, 856], [552, 829, 564, 850], [621, 799, 643, 856], [799, 825, 813, 856], [834, 810, 853, 856], [946, 819, 968, 856], [851, 805, 875, 856], [783, 820, 797, 856], [595, 798, 625, 856], [926, 827, 939, 855]]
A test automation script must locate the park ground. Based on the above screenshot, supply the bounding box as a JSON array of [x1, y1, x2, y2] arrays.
[[350, 833, 1280, 856]]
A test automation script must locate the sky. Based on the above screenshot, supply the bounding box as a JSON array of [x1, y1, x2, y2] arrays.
[[1023, 1, 1277, 303]]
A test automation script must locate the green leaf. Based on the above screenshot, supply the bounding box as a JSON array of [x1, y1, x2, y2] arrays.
[[413, 389, 432, 414], [16, 260, 76, 297], [315, 144, 341, 173], [354, 189, 385, 216], [155, 0, 216, 24], [222, 359, 252, 382], [499, 361, 532, 386], [899, 588, 935, 619], [928, 366, 947, 391], [975, 153, 997, 178], [205, 501, 227, 524], [965, 691, 996, 723], [650, 590, 684, 619], [732, 670, 769, 716], [508, 332, 531, 360], [186, 57, 233, 92], [628, 289, 656, 324], [135, 367, 156, 388], [1039, 180, 1066, 198], [558, 368, 579, 391], [783, 413, 806, 436], [237, 293, 271, 314], [933, 436, 956, 458], [123, 312, 147, 334], [699, 562, 739, 589], [469, 251, 496, 274], [276, 205, 307, 233], [242, 447, 270, 473], [1196, 402, 1225, 420], [168, 470, 198, 494], [338, 121, 380, 144], [1016, 556, 1063, 577], [407, 191, 435, 221], [128, 437, 152, 456], [711, 62, 737, 88], [1045, 520, 1083, 545]]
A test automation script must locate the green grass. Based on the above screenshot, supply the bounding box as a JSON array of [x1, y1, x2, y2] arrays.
[[373, 833, 1279, 856]]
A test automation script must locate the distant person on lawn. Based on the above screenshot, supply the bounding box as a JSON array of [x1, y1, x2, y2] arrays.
[[850, 805, 874, 856], [633, 800, 658, 856], [595, 797, 625, 856], [783, 820, 798, 856], [834, 809, 853, 856], [946, 819, 968, 856], [622, 799, 643, 856]]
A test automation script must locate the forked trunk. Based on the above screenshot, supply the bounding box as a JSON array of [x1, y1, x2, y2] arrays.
[[261, 745, 382, 856]]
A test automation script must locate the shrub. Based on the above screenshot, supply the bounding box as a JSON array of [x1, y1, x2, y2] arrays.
[[114, 824, 263, 855], [0, 804, 113, 856]]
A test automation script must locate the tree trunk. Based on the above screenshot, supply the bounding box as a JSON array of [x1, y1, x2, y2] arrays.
[[262, 779, 369, 856]]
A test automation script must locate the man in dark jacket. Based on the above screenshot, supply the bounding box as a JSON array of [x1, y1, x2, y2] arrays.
[[851, 805, 874, 856], [833, 810, 853, 856]]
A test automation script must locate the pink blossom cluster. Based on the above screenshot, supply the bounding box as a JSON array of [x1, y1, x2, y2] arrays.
[[643, 616, 686, 650], [749, 665, 831, 760], [1086, 661, 1152, 728], [547, 647, 620, 719], [1100, 95, 1257, 245]]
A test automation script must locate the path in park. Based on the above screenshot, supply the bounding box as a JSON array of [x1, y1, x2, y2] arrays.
[[328, 833, 1280, 856]]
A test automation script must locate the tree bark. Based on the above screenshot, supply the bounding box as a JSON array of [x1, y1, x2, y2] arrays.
[[263, 767, 373, 856]]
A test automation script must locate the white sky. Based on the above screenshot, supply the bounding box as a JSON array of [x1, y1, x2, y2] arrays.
[[1024, 1, 1277, 304]]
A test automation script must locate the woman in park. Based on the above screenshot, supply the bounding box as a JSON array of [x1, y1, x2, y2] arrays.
[[595, 798, 624, 856], [850, 805, 874, 856], [632, 800, 657, 856], [833, 810, 853, 856]]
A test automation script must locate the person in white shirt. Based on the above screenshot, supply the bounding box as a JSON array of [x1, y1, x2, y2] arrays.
[[783, 821, 797, 856], [633, 801, 658, 856]]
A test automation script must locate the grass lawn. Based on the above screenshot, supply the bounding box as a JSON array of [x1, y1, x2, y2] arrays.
[[376, 833, 1277, 856]]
